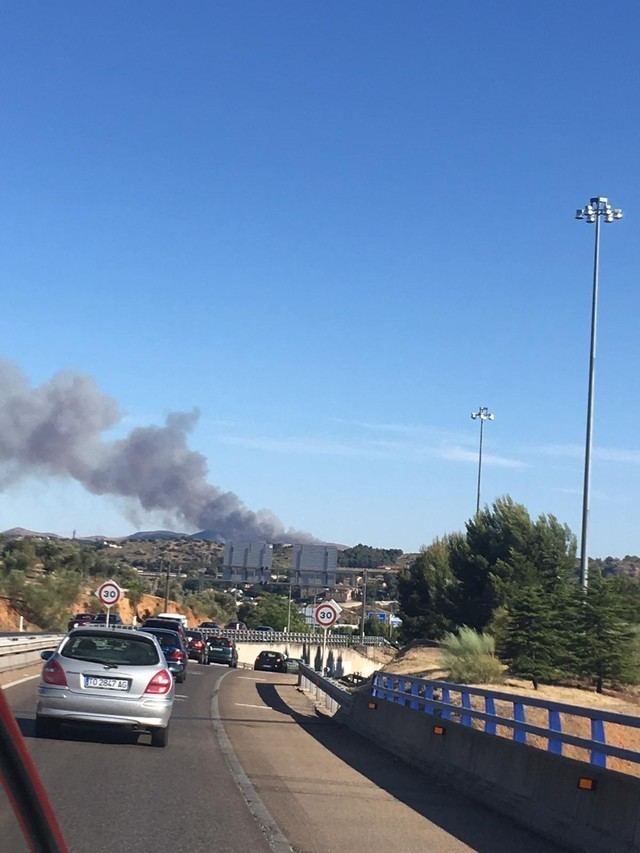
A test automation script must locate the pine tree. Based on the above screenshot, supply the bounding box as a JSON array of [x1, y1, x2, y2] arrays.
[[576, 574, 638, 693], [503, 585, 564, 688], [398, 538, 453, 640]]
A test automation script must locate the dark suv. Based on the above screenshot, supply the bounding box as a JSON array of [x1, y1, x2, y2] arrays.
[[254, 650, 287, 673], [184, 629, 208, 664], [67, 613, 94, 631], [206, 636, 238, 668]]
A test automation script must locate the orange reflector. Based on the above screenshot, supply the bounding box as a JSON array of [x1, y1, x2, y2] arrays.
[[433, 725, 446, 736], [577, 777, 596, 791], [367, 701, 378, 710]]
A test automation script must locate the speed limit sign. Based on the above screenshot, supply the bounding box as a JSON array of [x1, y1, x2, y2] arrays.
[[314, 601, 339, 629], [96, 579, 123, 607]]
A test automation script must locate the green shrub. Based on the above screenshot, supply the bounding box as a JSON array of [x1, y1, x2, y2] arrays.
[[442, 626, 504, 684]]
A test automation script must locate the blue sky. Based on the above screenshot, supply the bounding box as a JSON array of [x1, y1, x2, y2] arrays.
[[1, 2, 639, 554]]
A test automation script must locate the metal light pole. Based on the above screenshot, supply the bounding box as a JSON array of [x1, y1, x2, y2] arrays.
[[359, 567, 368, 642], [286, 574, 293, 633], [575, 197, 623, 590], [470, 407, 495, 514]]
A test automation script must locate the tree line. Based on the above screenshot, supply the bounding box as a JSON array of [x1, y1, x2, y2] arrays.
[[398, 497, 640, 692]]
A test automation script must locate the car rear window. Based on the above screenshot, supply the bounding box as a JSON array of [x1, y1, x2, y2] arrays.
[[144, 631, 180, 648], [211, 637, 231, 647], [259, 651, 279, 659], [62, 635, 159, 666]]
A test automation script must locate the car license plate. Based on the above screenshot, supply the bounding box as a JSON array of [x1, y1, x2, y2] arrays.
[[84, 676, 130, 691]]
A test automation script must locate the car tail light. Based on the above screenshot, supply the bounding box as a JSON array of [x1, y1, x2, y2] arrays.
[[168, 650, 185, 662], [42, 659, 67, 687], [192, 640, 203, 649], [144, 669, 172, 694]]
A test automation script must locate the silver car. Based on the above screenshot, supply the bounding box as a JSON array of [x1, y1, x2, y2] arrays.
[[35, 627, 175, 747]]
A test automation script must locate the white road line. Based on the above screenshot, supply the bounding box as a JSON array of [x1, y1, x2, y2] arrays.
[[235, 702, 271, 710], [238, 677, 270, 681], [2, 673, 41, 690]]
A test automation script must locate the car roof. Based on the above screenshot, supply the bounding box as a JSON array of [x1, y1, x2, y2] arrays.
[[69, 627, 155, 640], [139, 627, 180, 636]]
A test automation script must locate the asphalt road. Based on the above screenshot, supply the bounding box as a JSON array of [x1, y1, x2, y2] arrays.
[[3, 666, 569, 853], [3, 664, 273, 853]]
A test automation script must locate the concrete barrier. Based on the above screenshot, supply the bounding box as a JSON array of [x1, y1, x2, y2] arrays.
[[0, 635, 63, 673], [234, 641, 381, 677], [342, 688, 640, 853]]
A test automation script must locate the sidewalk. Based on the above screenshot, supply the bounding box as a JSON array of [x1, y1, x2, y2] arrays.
[[219, 672, 566, 853]]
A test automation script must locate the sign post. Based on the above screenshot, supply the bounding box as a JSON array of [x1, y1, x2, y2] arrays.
[[96, 579, 123, 627], [313, 601, 340, 674]]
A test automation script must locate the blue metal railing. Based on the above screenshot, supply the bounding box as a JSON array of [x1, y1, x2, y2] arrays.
[[372, 672, 640, 769]]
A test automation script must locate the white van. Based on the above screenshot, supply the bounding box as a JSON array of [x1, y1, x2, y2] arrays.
[[156, 612, 189, 628]]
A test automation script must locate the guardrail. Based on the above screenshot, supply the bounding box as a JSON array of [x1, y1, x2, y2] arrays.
[[373, 672, 640, 770], [199, 629, 390, 647], [0, 634, 64, 673], [298, 663, 353, 715]]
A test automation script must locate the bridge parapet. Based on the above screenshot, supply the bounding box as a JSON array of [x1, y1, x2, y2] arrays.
[[373, 672, 640, 771]]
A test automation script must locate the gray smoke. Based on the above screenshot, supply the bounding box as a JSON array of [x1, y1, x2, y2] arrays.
[[0, 360, 314, 542]]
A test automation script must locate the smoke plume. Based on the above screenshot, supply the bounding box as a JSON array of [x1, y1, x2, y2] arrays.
[[0, 360, 313, 542]]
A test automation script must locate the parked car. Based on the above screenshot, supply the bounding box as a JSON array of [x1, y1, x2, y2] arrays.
[[184, 629, 208, 664], [254, 650, 287, 672], [198, 621, 221, 630], [141, 617, 186, 644], [66, 613, 94, 631], [225, 621, 248, 631], [255, 625, 275, 633], [35, 627, 174, 747], [206, 636, 238, 668], [92, 612, 123, 626], [139, 628, 188, 683]]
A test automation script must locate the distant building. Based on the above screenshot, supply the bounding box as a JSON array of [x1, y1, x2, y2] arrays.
[[222, 542, 273, 584], [291, 544, 337, 595]]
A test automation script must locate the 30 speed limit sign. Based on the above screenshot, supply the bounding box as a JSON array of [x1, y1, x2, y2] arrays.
[[96, 579, 123, 607], [314, 601, 339, 629]]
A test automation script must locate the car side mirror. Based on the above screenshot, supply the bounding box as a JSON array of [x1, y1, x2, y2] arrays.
[[40, 650, 54, 661]]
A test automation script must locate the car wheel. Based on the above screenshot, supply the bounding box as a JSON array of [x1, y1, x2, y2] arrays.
[[201, 654, 208, 665], [151, 726, 169, 748], [35, 716, 59, 739]]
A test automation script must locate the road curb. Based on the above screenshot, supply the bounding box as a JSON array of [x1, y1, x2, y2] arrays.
[[210, 670, 293, 853]]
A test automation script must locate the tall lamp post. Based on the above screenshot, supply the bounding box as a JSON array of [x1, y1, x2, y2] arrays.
[[359, 567, 368, 642], [575, 197, 623, 590], [471, 407, 495, 514]]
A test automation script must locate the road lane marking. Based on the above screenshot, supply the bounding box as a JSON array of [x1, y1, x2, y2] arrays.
[[211, 671, 292, 853], [238, 677, 270, 681], [235, 703, 270, 710]]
